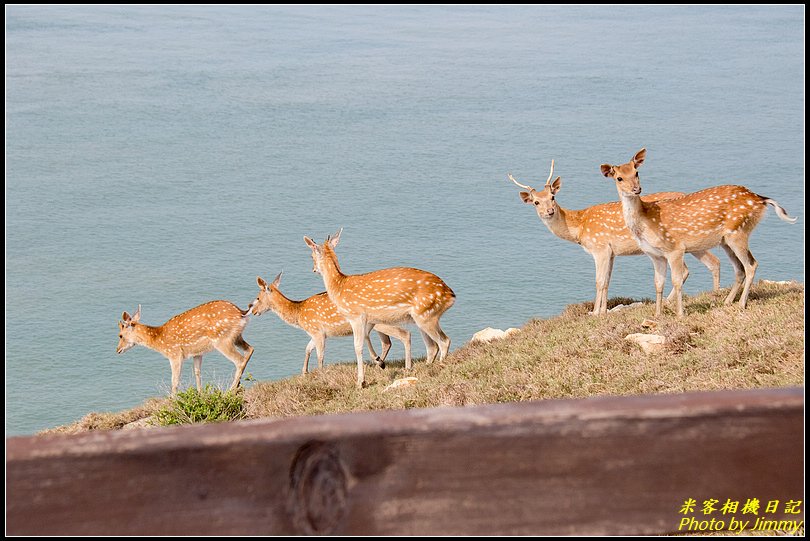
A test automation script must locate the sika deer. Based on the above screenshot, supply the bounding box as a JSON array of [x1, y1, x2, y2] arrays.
[[116, 301, 254, 395], [508, 160, 721, 314], [601, 148, 797, 316], [304, 229, 455, 388], [252, 272, 412, 374]]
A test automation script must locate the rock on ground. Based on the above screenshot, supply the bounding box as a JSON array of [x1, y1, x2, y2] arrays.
[[625, 333, 666, 354], [471, 327, 520, 343]]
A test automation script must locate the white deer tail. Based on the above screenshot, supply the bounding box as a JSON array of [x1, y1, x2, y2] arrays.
[[764, 198, 798, 224], [241, 300, 256, 317]]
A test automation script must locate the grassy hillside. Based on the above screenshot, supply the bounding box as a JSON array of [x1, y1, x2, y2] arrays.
[[43, 280, 804, 435]]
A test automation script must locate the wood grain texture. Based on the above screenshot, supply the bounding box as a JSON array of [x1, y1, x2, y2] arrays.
[[6, 387, 804, 535]]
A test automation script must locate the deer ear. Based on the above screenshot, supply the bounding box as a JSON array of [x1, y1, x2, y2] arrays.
[[122, 311, 131, 323], [131, 305, 141, 323], [600, 164, 614, 178], [633, 148, 646, 168], [271, 271, 282, 287], [257, 276, 268, 289], [550, 177, 562, 194], [304, 236, 319, 250], [519, 191, 531, 203], [119, 321, 125, 330], [328, 228, 342, 249]]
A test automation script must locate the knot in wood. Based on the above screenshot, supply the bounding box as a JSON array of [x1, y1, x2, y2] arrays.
[[288, 441, 348, 535]]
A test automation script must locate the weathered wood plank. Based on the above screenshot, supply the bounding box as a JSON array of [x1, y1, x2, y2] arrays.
[[6, 387, 804, 535]]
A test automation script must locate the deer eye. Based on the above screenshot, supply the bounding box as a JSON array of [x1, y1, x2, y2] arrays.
[[617, 177, 623, 182], [550, 196, 555, 201], [119, 334, 123, 339], [534, 201, 540, 206]]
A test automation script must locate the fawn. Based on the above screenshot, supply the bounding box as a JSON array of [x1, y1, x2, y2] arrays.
[[117, 301, 254, 395], [305, 229, 455, 388], [252, 272, 411, 374]]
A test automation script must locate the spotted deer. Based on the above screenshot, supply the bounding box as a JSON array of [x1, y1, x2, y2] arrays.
[[116, 301, 254, 395], [304, 229, 455, 388], [252, 272, 412, 374], [601, 148, 797, 316], [508, 160, 721, 315]]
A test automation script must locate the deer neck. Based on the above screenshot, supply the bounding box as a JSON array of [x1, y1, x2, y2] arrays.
[[135, 324, 165, 354], [543, 206, 582, 244], [619, 192, 647, 240], [319, 247, 347, 296], [270, 291, 302, 327]]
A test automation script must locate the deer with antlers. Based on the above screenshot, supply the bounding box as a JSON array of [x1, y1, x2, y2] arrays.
[[600, 148, 797, 316], [304, 229, 455, 388], [117, 301, 254, 395], [508, 161, 721, 315], [251, 272, 411, 374]]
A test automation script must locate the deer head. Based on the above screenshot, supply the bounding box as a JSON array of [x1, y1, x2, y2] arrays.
[[252, 272, 284, 316], [600, 148, 646, 197], [508, 160, 562, 220], [116, 305, 141, 354], [304, 228, 342, 275]]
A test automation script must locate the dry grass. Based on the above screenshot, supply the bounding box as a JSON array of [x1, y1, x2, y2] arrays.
[[243, 280, 804, 420], [40, 397, 169, 435], [42, 280, 804, 434]]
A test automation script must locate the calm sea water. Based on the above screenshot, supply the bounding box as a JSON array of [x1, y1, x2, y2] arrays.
[[6, 6, 804, 436]]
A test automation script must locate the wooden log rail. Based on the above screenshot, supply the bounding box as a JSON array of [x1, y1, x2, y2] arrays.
[[6, 387, 804, 535]]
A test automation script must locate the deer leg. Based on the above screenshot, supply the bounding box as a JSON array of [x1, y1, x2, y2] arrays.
[[666, 261, 689, 302], [235, 335, 251, 353], [303, 338, 315, 375], [724, 234, 758, 308], [691, 249, 721, 291], [217, 337, 253, 391], [603, 253, 616, 314], [666, 251, 688, 317], [419, 329, 439, 364], [650, 255, 668, 317], [364, 327, 385, 369], [233, 336, 256, 384], [592, 253, 608, 315], [415, 316, 451, 361], [348, 317, 368, 388], [169, 357, 183, 396], [193, 355, 203, 391], [314, 333, 326, 370], [377, 331, 393, 362], [376, 324, 412, 370], [720, 241, 745, 305]]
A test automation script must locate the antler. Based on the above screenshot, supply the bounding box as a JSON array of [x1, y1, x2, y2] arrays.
[[507, 160, 554, 191], [544, 159, 555, 186], [507, 173, 533, 191]]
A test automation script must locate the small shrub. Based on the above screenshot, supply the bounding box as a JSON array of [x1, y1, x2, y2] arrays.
[[154, 385, 245, 426]]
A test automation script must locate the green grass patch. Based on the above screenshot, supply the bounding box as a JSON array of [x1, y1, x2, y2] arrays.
[[153, 385, 245, 426]]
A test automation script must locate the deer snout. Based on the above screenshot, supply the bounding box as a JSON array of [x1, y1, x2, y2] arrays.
[[633, 186, 642, 195], [545, 208, 556, 218]]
